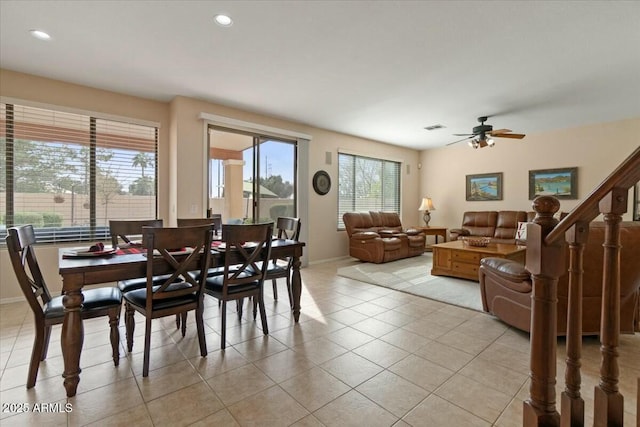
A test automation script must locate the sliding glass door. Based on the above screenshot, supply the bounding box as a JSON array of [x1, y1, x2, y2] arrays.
[[249, 137, 296, 222], [208, 127, 296, 224]]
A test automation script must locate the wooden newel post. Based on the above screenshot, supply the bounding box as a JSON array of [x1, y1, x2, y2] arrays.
[[524, 196, 564, 427]]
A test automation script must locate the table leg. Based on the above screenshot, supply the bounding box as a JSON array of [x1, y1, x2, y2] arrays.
[[291, 255, 302, 322], [61, 286, 84, 397]]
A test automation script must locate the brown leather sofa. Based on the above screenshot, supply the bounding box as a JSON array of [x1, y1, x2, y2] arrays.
[[450, 210, 536, 244], [343, 211, 425, 263], [479, 221, 640, 335]]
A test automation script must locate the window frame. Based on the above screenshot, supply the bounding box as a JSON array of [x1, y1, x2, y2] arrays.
[[1, 100, 159, 245], [337, 152, 401, 230]]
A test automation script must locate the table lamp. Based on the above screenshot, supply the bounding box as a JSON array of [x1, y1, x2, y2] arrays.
[[418, 197, 435, 226]]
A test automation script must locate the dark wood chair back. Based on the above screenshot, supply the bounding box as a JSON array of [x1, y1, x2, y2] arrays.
[[7, 225, 122, 388], [173, 217, 223, 331], [266, 217, 301, 305], [205, 223, 273, 349], [123, 224, 213, 376], [109, 219, 163, 248], [177, 216, 222, 235], [275, 217, 301, 241], [218, 223, 273, 294], [6, 225, 51, 319], [141, 225, 213, 305]]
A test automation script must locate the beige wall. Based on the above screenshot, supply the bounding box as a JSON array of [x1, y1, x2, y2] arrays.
[[2, 68, 635, 302], [0, 69, 172, 219], [419, 117, 640, 231], [167, 95, 421, 264], [0, 69, 421, 301], [1, 69, 170, 302]]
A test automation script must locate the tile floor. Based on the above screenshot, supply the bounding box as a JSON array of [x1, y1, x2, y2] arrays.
[[1, 258, 638, 426]]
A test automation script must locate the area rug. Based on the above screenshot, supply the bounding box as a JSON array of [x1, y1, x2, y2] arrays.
[[336, 253, 484, 312]]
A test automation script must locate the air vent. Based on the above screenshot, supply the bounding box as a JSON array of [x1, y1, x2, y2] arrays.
[[424, 124, 445, 131]]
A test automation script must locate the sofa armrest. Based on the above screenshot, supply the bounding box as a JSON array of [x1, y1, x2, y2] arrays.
[[351, 231, 380, 241], [378, 229, 395, 236], [348, 232, 386, 263], [352, 227, 377, 235], [449, 228, 470, 240], [404, 228, 423, 236], [380, 229, 410, 238], [480, 258, 530, 282]]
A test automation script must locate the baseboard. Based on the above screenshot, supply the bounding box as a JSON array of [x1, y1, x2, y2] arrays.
[[0, 296, 24, 305], [308, 255, 351, 265]]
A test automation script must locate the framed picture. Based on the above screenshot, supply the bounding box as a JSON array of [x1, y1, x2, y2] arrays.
[[634, 181, 640, 221], [466, 172, 503, 201], [529, 167, 578, 200]]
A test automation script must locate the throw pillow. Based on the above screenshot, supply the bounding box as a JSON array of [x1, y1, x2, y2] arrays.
[[516, 221, 528, 241]]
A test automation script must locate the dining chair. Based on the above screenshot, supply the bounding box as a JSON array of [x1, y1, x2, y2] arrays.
[[174, 217, 223, 330], [110, 219, 173, 333], [109, 219, 163, 249], [6, 225, 122, 388], [178, 215, 222, 236], [122, 225, 212, 376], [204, 223, 273, 349], [266, 217, 301, 306]]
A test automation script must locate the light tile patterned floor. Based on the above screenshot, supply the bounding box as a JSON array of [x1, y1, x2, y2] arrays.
[[1, 258, 638, 426]]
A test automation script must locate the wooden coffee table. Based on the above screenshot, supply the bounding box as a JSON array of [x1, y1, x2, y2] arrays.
[[431, 240, 525, 281]]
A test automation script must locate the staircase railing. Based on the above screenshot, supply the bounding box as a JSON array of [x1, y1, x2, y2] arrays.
[[523, 145, 640, 427]]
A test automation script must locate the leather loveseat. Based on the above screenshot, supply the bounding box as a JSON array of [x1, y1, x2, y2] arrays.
[[449, 210, 536, 244], [343, 211, 425, 263], [479, 221, 640, 335]]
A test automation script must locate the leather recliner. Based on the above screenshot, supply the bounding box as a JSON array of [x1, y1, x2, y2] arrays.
[[450, 210, 536, 244], [343, 211, 425, 263], [479, 221, 640, 335]]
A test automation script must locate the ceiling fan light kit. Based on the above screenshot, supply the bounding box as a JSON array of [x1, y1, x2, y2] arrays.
[[448, 116, 525, 149], [468, 136, 495, 149]]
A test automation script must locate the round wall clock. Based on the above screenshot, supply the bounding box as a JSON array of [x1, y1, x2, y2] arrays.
[[312, 170, 331, 195]]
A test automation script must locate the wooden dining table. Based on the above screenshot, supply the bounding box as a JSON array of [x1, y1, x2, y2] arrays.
[[57, 238, 305, 397]]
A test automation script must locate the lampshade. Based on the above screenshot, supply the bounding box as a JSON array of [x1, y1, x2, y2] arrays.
[[418, 197, 435, 211]]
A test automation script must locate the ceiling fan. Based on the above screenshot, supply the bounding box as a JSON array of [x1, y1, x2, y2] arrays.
[[447, 116, 526, 148]]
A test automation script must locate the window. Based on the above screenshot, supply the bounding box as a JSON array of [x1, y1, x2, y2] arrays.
[[337, 152, 401, 229], [1, 102, 158, 243]]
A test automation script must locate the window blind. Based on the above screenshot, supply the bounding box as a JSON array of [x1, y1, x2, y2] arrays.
[[337, 153, 401, 229], [1, 102, 158, 243]]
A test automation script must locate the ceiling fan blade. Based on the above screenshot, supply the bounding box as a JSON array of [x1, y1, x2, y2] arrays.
[[492, 133, 526, 139], [487, 129, 511, 135], [446, 136, 473, 146], [452, 133, 475, 136]]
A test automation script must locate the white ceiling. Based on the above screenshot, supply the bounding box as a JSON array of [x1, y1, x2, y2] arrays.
[[1, 1, 639, 150]]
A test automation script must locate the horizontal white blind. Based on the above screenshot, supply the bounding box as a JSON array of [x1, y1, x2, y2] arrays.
[[1, 102, 157, 243], [337, 153, 401, 229], [94, 118, 157, 225]]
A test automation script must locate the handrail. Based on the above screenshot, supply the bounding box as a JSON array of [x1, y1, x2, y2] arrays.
[[525, 144, 639, 426], [546, 145, 640, 245]]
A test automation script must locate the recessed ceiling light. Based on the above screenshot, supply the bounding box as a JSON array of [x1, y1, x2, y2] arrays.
[[214, 14, 233, 27], [30, 29, 51, 40]]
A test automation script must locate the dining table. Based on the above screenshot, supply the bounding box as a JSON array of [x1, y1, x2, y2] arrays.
[[57, 238, 305, 397]]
